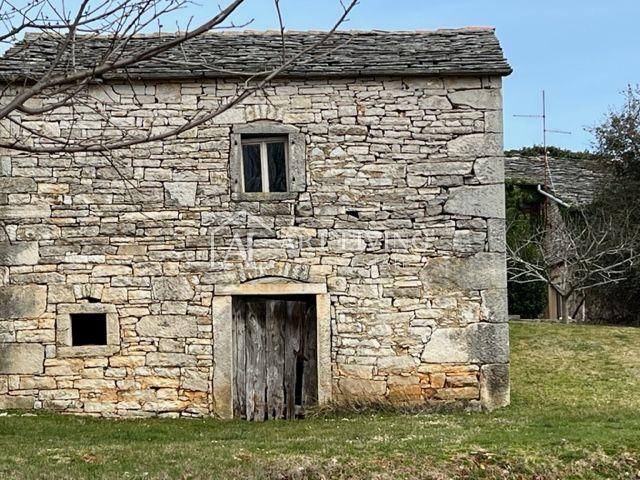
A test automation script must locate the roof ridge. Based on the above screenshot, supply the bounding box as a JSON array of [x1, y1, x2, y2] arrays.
[[21, 27, 497, 41]]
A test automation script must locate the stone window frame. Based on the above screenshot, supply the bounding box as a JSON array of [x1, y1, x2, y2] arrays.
[[230, 121, 306, 201], [211, 281, 331, 419], [56, 303, 119, 358]]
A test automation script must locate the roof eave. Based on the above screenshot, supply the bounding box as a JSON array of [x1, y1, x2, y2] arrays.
[[0, 68, 512, 84]]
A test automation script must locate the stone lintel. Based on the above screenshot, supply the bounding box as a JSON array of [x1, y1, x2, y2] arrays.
[[215, 282, 327, 296]]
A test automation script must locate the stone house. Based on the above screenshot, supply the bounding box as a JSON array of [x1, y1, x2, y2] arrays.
[[505, 154, 607, 321], [0, 29, 512, 419]]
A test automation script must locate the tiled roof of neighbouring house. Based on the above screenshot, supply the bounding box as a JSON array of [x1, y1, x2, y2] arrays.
[[504, 156, 608, 206], [0, 28, 512, 81]]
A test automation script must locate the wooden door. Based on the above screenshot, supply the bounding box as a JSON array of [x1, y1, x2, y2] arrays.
[[232, 296, 317, 421]]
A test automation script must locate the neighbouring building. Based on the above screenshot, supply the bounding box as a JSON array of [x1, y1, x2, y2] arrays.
[[0, 29, 512, 419], [505, 154, 607, 321]]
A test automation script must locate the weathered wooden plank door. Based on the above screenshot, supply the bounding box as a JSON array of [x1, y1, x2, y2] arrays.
[[232, 296, 317, 421]]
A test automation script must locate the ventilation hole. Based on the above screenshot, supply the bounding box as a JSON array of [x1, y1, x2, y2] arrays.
[[71, 313, 107, 346]]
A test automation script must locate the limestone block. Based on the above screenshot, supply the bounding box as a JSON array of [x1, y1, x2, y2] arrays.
[[102, 287, 128, 303], [328, 238, 366, 253], [0, 395, 35, 410], [419, 95, 452, 110], [448, 89, 502, 110], [337, 364, 374, 379], [151, 277, 194, 301], [181, 369, 210, 392], [329, 146, 346, 158], [110, 356, 146, 368], [0, 157, 10, 176], [444, 184, 506, 219], [211, 294, 232, 417], [421, 323, 509, 364], [480, 363, 510, 411], [144, 168, 172, 181], [474, 157, 504, 184], [447, 133, 502, 157], [212, 108, 245, 125], [481, 288, 508, 323], [424, 253, 507, 291], [0, 285, 47, 318], [0, 242, 39, 265], [487, 218, 506, 253], [137, 315, 198, 338], [156, 84, 181, 103], [452, 230, 486, 254], [407, 161, 473, 176], [377, 355, 417, 374], [47, 284, 75, 304], [15, 225, 60, 241], [338, 378, 386, 397], [0, 204, 51, 220], [19, 376, 56, 390], [147, 352, 196, 367], [445, 77, 482, 90], [0, 343, 45, 374], [92, 265, 133, 277], [428, 373, 445, 388], [485, 111, 503, 133], [164, 182, 197, 207], [435, 386, 479, 401], [0, 177, 36, 193]]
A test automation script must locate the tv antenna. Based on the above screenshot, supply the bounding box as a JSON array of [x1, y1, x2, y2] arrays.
[[514, 90, 571, 192]]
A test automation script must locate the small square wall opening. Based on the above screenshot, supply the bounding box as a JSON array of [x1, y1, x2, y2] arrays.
[[71, 313, 107, 346]]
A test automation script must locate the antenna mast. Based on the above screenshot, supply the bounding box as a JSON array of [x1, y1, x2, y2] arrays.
[[514, 90, 572, 194]]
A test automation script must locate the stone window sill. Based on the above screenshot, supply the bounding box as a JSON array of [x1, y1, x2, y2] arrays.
[[57, 345, 120, 358], [231, 192, 298, 202]]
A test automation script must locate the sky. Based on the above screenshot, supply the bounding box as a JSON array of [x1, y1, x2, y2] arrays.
[[165, 0, 639, 152], [6, 0, 639, 151]]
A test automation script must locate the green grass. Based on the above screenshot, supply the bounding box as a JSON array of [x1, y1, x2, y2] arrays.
[[1, 321, 640, 479]]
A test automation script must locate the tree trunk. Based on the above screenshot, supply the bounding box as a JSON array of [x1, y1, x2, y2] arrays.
[[560, 295, 570, 323]]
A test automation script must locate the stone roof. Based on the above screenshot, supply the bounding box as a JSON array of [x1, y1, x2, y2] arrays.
[[504, 155, 607, 206], [0, 28, 512, 81]]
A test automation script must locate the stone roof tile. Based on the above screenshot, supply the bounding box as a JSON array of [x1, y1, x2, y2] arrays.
[[0, 28, 512, 81], [504, 156, 607, 206]]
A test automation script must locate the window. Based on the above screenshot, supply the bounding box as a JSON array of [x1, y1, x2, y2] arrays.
[[230, 121, 306, 198], [56, 303, 119, 357], [71, 313, 107, 346], [241, 137, 288, 193]]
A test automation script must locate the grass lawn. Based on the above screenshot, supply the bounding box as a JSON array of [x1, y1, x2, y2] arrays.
[[1, 321, 639, 479]]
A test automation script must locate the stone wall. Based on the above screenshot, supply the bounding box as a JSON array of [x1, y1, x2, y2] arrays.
[[0, 75, 509, 416]]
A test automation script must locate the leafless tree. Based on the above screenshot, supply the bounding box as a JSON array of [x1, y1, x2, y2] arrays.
[[0, 0, 359, 154], [507, 207, 640, 322]]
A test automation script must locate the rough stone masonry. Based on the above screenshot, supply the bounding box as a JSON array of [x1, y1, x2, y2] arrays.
[[0, 29, 512, 417]]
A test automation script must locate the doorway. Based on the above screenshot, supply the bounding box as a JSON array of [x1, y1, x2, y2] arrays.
[[232, 295, 317, 420]]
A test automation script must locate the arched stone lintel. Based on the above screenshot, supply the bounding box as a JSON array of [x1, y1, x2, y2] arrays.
[[237, 261, 311, 284]]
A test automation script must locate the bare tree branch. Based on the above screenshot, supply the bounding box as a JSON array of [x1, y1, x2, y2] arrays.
[[507, 205, 640, 320], [0, 0, 359, 154], [0, 0, 359, 153]]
